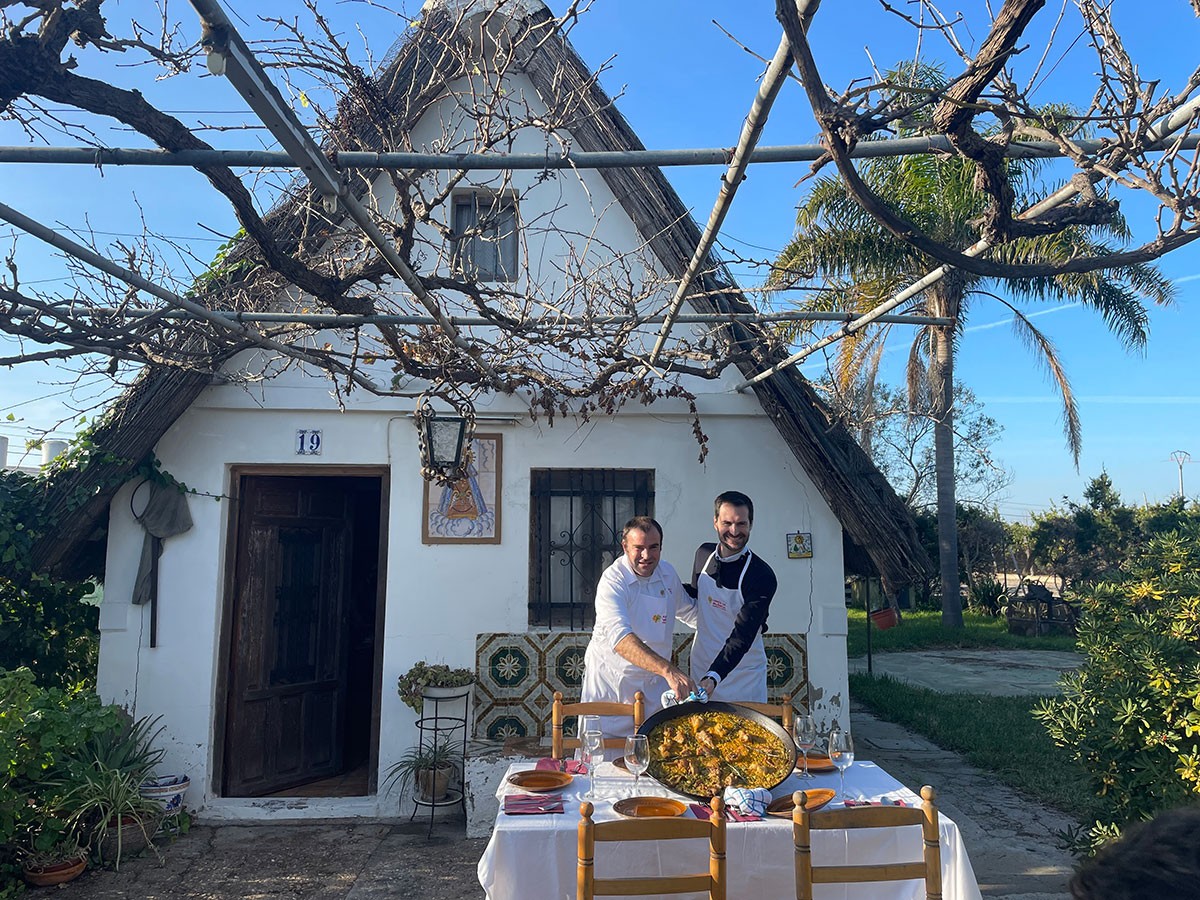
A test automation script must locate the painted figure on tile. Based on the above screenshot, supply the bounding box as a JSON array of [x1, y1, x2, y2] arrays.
[[440, 461, 485, 520]]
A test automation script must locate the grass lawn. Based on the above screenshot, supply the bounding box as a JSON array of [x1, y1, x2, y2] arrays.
[[849, 673, 1102, 823], [846, 608, 1078, 657]]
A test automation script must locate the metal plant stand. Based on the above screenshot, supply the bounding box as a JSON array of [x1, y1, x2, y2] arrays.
[[410, 684, 471, 837]]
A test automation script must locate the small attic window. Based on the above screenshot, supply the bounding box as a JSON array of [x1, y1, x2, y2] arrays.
[[451, 191, 518, 282]]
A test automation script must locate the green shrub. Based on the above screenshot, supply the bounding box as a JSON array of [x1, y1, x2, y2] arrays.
[[0, 668, 120, 893], [1033, 526, 1200, 851], [967, 577, 1006, 616], [0, 670, 170, 891]]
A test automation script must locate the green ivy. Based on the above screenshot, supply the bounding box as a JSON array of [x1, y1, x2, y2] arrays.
[[0, 418, 192, 691], [1034, 525, 1200, 852]]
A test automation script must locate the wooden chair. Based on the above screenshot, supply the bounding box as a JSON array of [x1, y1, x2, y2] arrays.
[[793, 785, 942, 900], [577, 795, 727, 900], [552, 690, 645, 759], [736, 692, 795, 734]]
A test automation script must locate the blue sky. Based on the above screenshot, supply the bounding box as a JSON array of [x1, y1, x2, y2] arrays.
[[2, 0, 1198, 518]]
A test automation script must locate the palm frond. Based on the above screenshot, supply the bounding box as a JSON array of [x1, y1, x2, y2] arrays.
[[1004, 305, 1082, 463]]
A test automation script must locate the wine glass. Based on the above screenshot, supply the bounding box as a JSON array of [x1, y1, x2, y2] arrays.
[[582, 730, 605, 800], [794, 714, 818, 778], [828, 727, 855, 801], [624, 734, 650, 795]]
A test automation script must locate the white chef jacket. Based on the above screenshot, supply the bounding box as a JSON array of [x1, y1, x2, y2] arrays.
[[580, 555, 697, 739]]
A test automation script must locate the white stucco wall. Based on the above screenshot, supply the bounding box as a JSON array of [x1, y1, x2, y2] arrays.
[[94, 61, 852, 821]]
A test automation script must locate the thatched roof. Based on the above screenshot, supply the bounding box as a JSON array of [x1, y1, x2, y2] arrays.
[[33, 0, 929, 590]]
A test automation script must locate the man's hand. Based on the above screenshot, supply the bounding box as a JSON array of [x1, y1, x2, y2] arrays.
[[613, 634, 696, 699], [700, 675, 717, 695], [663, 667, 696, 700]]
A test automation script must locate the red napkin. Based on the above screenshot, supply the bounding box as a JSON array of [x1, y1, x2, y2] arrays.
[[504, 794, 565, 815], [842, 798, 908, 807], [688, 802, 761, 822], [535, 758, 588, 775]]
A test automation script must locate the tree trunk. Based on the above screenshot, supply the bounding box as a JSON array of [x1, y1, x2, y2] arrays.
[[931, 323, 964, 628]]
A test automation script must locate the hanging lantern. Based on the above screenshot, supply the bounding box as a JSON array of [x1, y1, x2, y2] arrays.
[[414, 398, 473, 485]]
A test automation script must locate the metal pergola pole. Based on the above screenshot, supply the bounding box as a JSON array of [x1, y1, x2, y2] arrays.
[[2, 135, 1195, 170]]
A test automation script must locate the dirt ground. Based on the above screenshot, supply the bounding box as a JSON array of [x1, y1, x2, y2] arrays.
[[49, 816, 488, 900]]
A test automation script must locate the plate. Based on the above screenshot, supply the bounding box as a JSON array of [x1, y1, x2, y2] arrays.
[[797, 755, 837, 773], [506, 770, 573, 792], [766, 788, 836, 817], [613, 796, 688, 818]]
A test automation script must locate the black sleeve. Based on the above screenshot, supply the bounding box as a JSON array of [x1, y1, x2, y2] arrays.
[[708, 556, 778, 681], [690, 543, 716, 592]]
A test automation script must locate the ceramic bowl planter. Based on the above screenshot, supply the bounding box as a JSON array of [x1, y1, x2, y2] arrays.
[[139, 774, 190, 815], [22, 854, 87, 887], [396, 661, 475, 715]]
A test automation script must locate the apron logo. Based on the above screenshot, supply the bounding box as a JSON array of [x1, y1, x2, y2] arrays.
[[651, 613, 665, 623], [707, 595, 727, 611]]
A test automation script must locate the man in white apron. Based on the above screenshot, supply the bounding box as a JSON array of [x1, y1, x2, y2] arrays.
[[688, 491, 778, 703], [581, 516, 698, 739]]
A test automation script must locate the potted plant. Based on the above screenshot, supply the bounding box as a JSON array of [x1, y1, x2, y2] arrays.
[[60, 762, 162, 869], [16, 820, 87, 888], [384, 742, 459, 803], [396, 661, 475, 715], [19, 838, 87, 888]]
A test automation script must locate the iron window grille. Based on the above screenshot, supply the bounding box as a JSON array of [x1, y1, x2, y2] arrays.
[[529, 469, 654, 629]]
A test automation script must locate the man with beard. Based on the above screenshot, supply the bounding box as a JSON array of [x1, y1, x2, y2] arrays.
[[687, 491, 778, 703]]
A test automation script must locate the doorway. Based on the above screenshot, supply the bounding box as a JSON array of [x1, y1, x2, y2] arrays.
[[218, 471, 384, 798]]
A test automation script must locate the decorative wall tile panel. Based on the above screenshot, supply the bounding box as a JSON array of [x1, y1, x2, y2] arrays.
[[472, 631, 807, 739]]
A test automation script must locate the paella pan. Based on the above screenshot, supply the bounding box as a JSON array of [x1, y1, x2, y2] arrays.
[[636, 701, 797, 800]]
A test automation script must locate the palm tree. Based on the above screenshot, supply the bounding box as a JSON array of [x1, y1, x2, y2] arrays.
[[771, 67, 1174, 627]]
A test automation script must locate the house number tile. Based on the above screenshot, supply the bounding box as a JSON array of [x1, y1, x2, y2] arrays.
[[296, 429, 323, 456]]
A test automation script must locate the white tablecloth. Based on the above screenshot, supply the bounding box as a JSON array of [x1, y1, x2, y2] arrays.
[[477, 760, 982, 900]]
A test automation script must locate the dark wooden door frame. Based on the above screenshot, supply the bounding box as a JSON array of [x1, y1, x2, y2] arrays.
[[213, 465, 389, 798]]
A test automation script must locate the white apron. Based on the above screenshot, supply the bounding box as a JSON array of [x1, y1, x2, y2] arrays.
[[581, 571, 677, 742], [689, 549, 768, 703]]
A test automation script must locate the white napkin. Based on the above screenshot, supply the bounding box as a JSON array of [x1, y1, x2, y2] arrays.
[[660, 687, 708, 708], [723, 786, 771, 817]]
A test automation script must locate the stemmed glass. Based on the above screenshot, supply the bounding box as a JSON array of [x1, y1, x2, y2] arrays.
[[828, 727, 855, 801], [624, 734, 650, 795], [582, 730, 605, 800], [794, 714, 818, 778]]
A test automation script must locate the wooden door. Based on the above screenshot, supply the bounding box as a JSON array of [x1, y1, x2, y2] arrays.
[[223, 476, 353, 797]]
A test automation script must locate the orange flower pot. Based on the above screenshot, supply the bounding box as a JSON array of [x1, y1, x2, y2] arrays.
[[869, 607, 899, 630]]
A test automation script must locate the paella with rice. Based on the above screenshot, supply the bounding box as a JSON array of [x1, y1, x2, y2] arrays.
[[642, 704, 795, 798]]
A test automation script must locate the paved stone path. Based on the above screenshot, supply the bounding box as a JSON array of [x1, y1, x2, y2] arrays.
[[853, 706, 1077, 900], [52, 650, 1084, 899], [849, 648, 1082, 696]]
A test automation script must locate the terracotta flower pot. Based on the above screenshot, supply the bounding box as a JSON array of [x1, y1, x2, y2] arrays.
[[22, 855, 87, 887], [869, 607, 899, 630], [417, 765, 453, 802]]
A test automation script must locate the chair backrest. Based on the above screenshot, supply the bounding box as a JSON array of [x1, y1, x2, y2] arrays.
[[577, 796, 727, 900], [735, 693, 795, 734], [552, 690, 645, 758], [793, 785, 942, 900]]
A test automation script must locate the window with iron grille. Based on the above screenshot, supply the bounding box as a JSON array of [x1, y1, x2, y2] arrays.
[[529, 469, 654, 628], [451, 191, 518, 282]]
